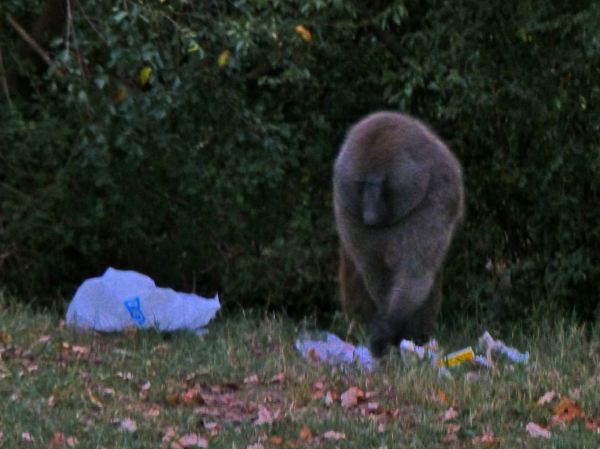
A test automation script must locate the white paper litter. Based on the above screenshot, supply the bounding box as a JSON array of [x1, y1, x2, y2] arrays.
[[66, 267, 220, 335]]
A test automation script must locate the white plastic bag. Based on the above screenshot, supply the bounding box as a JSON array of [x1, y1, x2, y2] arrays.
[[66, 267, 220, 335]]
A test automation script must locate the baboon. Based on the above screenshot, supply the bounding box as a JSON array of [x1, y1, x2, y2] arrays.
[[333, 111, 464, 356]]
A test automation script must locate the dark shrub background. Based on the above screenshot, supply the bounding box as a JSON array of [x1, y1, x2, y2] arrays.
[[1, 0, 599, 322]]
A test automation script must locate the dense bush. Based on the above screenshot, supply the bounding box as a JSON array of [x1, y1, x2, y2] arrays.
[[1, 0, 599, 321]]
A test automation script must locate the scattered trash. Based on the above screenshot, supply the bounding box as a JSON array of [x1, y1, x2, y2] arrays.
[[296, 330, 527, 375], [436, 347, 475, 368], [400, 330, 528, 373], [295, 332, 377, 372], [479, 330, 529, 366], [66, 267, 220, 335]]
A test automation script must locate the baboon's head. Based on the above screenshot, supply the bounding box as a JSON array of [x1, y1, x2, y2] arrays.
[[333, 112, 432, 228]]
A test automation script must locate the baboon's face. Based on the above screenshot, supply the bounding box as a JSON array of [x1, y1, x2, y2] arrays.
[[334, 144, 426, 229]]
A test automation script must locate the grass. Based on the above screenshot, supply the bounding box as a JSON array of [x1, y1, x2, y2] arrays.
[[0, 297, 599, 449]]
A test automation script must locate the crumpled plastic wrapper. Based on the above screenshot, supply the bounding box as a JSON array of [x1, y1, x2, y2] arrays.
[[66, 267, 220, 335], [295, 332, 377, 372]]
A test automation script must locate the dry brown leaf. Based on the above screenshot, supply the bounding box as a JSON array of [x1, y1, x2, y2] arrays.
[[144, 405, 161, 418], [585, 418, 600, 433], [324, 391, 335, 407], [340, 386, 364, 409], [176, 433, 208, 448], [244, 374, 259, 384], [116, 371, 134, 380], [166, 392, 181, 405], [50, 432, 66, 448], [367, 402, 380, 413], [120, 418, 137, 433], [436, 388, 448, 404], [551, 397, 585, 424], [526, 422, 551, 439], [473, 431, 498, 445], [323, 430, 346, 440], [71, 345, 90, 355], [254, 405, 277, 425], [537, 391, 557, 405], [299, 425, 313, 441], [36, 335, 52, 344], [268, 435, 283, 445], [447, 423, 461, 434], [443, 406, 458, 421], [182, 387, 205, 405], [87, 389, 103, 408], [101, 387, 115, 396], [162, 427, 178, 444], [270, 372, 285, 384]]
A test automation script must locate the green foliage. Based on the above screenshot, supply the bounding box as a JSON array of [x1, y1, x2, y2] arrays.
[[1, 0, 599, 320]]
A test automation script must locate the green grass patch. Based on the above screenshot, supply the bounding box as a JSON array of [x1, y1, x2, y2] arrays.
[[0, 298, 598, 448]]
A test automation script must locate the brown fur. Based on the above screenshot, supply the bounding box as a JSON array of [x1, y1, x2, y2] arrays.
[[333, 112, 464, 355]]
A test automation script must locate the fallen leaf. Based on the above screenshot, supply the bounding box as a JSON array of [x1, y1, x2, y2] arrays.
[[66, 437, 78, 447], [144, 405, 161, 418], [162, 427, 178, 444], [71, 345, 89, 355], [50, 432, 66, 448], [87, 389, 103, 408], [37, 335, 52, 344], [270, 372, 285, 384], [120, 418, 137, 433], [340, 386, 364, 409], [473, 431, 498, 445], [166, 392, 181, 405], [526, 422, 551, 439], [244, 374, 259, 384], [324, 391, 335, 407], [447, 423, 461, 434], [116, 371, 134, 380], [443, 406, 458, 421], [21, 432, 33, 442], [585, 418, 600, 433], [537, 391, 557, 405], [182, 387, 204, 405], [176, 433, 208, 448], [268, 435, 283, 445], [551, 397, 584, 424], [254, 405, 276, 425], [323, 430, 346, 440], [367, 402, 380, 413], [436, 388, 448, 404], [101, 387, 115, 396], [299, 425, 313, 441]]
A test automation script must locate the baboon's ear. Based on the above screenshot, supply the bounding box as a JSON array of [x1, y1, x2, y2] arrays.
[[393, 159, 430, 219]]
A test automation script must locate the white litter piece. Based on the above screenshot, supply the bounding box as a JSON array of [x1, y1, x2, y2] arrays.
[[66, 267, 220, 335], [479, 330, 529, 366], [295, 332, 377, 372]]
